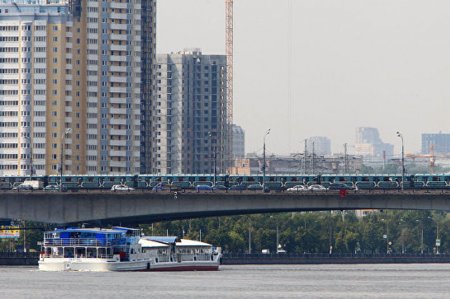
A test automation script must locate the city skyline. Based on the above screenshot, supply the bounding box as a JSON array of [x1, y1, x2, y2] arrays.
[[157, 0, 450, 156]]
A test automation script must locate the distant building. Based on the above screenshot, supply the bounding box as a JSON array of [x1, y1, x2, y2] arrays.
[[422, 133, 450, 154], [232, 125, 245, 159], [306, 136, 331, 156], [228, 153, 363, 175], [355, 127, 393, 158], [151, 49, 228, 174]]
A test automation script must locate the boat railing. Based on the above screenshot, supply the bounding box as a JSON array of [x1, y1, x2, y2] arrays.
[[43, 238, 113, 247], [40, 253, 116, 259], [178, 253, 213, 262]]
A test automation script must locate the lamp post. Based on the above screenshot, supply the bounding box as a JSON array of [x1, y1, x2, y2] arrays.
[[22, 220, 26, 253], [207, 131, 217, 186], [436, 220, 440, 255], [415, 219, 424, 254], [60, 128, 71, 192], [262, 129, 271, 191], [381, 218, 389, 254], [396, 131, 405, 191], [24, 136, 33, 180], [270, 215, 279, 253]]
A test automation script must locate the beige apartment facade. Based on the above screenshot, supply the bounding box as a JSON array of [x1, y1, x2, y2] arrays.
[[0, 0, 155, 176]]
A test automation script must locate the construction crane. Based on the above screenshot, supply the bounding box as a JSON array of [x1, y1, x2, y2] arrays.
[[225, 0, 233, 171]]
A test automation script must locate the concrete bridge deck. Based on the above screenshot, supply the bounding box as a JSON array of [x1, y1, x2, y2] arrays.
[[1, 189, 450, 224]]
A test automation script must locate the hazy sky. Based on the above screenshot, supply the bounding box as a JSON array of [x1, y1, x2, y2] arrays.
[[157, 0, 450, 157]]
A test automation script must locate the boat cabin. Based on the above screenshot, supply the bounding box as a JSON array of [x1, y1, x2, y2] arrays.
[[41, 227, 141, 260]]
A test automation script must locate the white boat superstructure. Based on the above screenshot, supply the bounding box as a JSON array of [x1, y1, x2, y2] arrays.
[[139, 236, 221, 271], [39, 227, 152, 271]]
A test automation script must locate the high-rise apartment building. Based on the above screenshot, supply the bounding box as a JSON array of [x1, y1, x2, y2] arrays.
[[232, 124, 245, 159], [140, 0, 157, 174], [0, 0, 155, 176], [152, 49, 228, 174], [422, 132, 450, 154]]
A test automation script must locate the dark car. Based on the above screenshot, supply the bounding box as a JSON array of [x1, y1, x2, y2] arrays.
[[247, 184, 263, 191], [196, 184, 213, 191], [212, 184, 228, 190], [229, 184, 247, 191], [327, 183, 356, 191]]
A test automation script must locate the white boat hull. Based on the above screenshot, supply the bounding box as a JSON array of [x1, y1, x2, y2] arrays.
[[39, 258, 151, 272]]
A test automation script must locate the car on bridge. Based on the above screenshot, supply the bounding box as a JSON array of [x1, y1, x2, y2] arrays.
[[44, 185, 68, 192], [287, 185, 307, 192], [229, 184, 247, 191], [111, 184, 135, 192], [196, 184, 213, 192], [247, 184, 263, 191], [12, 184, 33, 191], [212, 184, 228, 191], [308, 184, 327, 191]]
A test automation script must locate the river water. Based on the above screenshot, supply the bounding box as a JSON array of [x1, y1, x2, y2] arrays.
[[1, 264, 449, 298]]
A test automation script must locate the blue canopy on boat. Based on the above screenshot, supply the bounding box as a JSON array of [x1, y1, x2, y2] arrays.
[[146, 236, 179, 244]]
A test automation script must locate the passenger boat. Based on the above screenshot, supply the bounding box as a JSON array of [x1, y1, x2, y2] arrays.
[[39, 227, 152, 271], [139, 236, 221, 271]]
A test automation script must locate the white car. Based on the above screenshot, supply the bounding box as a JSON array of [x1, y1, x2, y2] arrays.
[[308, 184, 327, 191], [111, 184, 135, 191], [287, 185, 306, 192]]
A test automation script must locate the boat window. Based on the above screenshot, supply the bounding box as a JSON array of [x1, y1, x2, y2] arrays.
[[64, 248, 74, 258]]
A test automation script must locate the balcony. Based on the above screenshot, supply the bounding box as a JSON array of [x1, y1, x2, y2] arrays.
[[109, 23, 127, 31], [110, 13, 127, 20], [110, 44, 127, 52], [109, 34, 128, 41], [109, 107, 127, 115], [110, 129, 128, 136], [109, 76, 127, 84], [109, 2, 128, 9], [110, 150, 127, 157], [109, 139, 127, 146], [109, 86, 127, 94], [109, 55, 127, 62], [109, 118, 127, 125]]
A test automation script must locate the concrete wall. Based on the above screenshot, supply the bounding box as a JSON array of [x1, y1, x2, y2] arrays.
[[1, 190, 450, 224]]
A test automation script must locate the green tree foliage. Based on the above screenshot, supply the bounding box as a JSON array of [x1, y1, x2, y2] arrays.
[[137, 210, 450, 255], [7, 211, 450, 255]]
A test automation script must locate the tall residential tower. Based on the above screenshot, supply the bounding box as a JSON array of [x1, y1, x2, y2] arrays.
[[152, 49, 228, 174], [0, 0, 156, 176]]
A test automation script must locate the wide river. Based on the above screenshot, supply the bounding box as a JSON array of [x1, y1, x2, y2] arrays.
[[1, 264, 449, 298]]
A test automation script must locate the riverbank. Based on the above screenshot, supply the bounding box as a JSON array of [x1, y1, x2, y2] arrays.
[[0, 252, 39, 266], [222, 253, 450, 265], [2, 252, 450, 266]]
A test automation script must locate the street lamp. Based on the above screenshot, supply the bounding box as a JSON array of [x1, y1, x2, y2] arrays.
[[262, 129, 271, 192], [208, 132, 217, 186], [381, 218, 390, 254], [270, 215, 280, 253], [60, 128, 71, 192], [24, 136, 33, 180], [415, 219, 424, 255], [396, 131, 405, 191]]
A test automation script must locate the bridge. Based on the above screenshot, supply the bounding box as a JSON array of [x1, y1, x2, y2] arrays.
[[1, 190, 450, 224]]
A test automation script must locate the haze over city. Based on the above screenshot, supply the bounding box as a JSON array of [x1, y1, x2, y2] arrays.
[[158, 0, 450, 156]]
